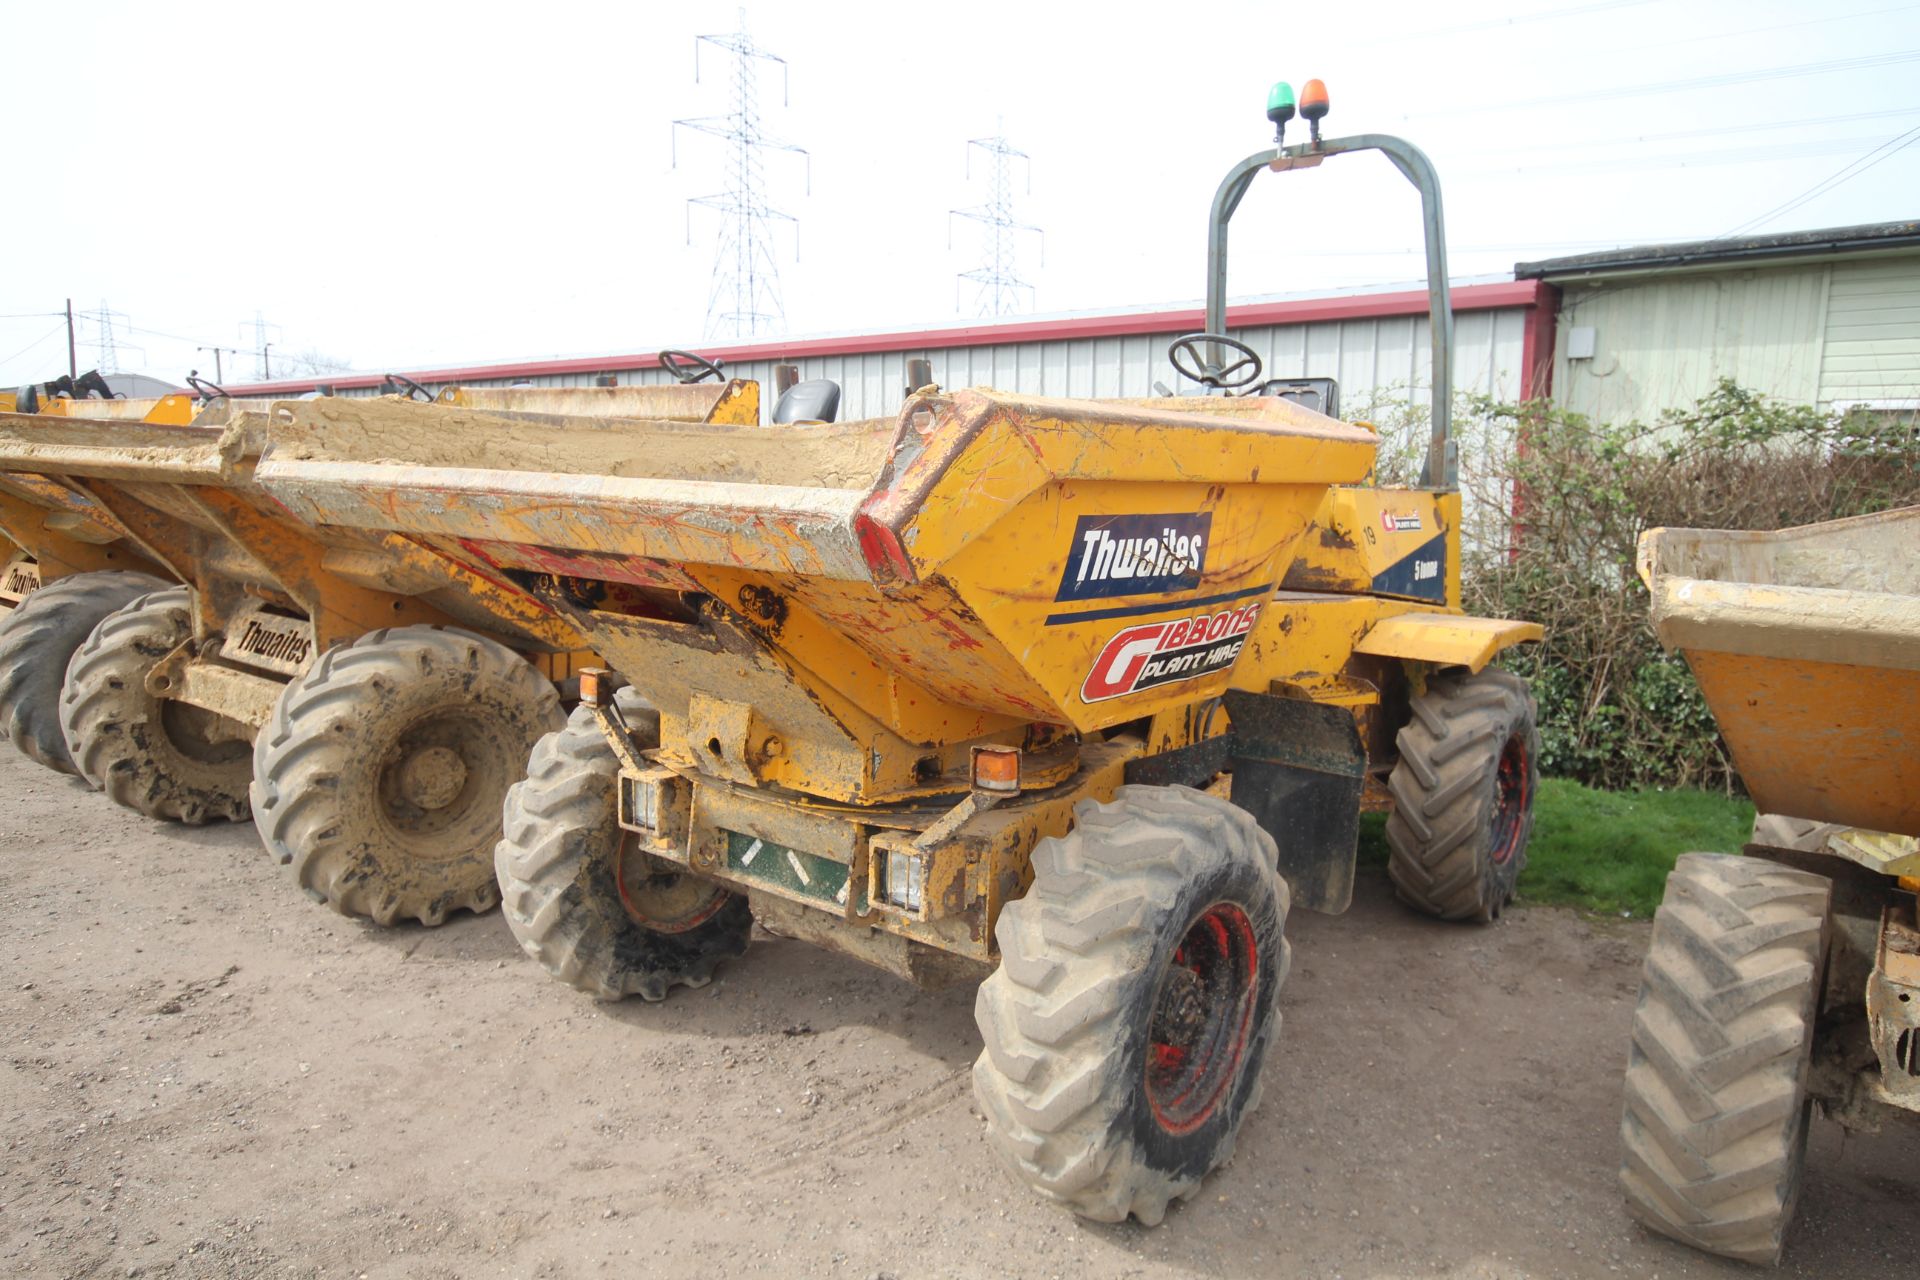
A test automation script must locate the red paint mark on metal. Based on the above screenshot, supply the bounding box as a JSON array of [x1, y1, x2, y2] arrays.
[[853, 509, 914, 583], [1001, 405, 1048, 469], [256, 488, 307, 522], [453, 538, 517, 576], [468, 539, 703, 593], [920, 602, 984, 652], [441, 537, 524, 590]]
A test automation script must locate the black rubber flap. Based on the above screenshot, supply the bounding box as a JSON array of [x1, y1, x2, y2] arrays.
[[1221, 688, 1367, 914]]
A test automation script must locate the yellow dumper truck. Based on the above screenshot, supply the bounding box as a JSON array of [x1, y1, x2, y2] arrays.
[[0, 383, 191, 774], [249, 95, 1546, 1221], [1622, 504, 1920, 1263], [0, 383, 753, 924]]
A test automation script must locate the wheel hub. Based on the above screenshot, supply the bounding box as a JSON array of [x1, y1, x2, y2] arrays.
[[396, 745, 468, 811], [1150, 966, 1209, 1046], [1145, 902, 1259, 1136], [616, 842, 731, 934], [1491, 733, 1531, 865], [158, 698, 253, 763]]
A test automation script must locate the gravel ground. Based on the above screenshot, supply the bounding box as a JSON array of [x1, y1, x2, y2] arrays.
[[0, 746, 1912, 1279]]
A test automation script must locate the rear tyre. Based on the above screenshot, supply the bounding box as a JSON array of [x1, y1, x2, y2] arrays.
[[251, 625, 565, 927], [61, 587, 253, 822], [1751, 814, 1838, 853], [496, 689, 750, 1000], [0, 571, 167, 775], [1386, 667, 1538, 922], [1619, 852, 1830, 1265], [973, 784, 1287, 1225]]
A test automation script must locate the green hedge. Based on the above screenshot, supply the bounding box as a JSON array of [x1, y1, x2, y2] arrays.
[[1461, 381, 1917, 792]]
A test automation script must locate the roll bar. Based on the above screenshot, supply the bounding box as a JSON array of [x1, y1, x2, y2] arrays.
[[1205, 134, 1456, 487]]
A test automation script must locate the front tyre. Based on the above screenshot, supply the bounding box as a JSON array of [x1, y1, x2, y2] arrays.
[[1618, 852, 1830, 1264], [973, 784, 1288, 1225], [496, 689, 751, 999], [1386, 667, 1538, 922]]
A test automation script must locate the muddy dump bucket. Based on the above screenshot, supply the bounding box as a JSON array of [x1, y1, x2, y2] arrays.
[[256, 387, 1378, 802], [1639, 505, 1920, 837], [0, 393, 205, 596], [436, 379, 760, 423], [0, 396, 218, 775], [0, 464, 176, 778], [34, 394, 196, 422], [0, 403, 583, 654], [0, 397, 633, 924]]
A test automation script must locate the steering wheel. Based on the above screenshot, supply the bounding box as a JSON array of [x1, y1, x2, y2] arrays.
[[185, 372, 229, 401], [658, 349, 725, 384], [383, 373, 435, 402], [1167, 333, 1264, 391]]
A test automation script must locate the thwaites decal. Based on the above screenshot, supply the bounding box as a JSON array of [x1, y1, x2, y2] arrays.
[[1056, 512, 1210, 602], [1080, 602, 1261, 703]]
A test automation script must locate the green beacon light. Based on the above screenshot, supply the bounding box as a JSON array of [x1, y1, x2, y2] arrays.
[[1266, 80, 1296, 145]]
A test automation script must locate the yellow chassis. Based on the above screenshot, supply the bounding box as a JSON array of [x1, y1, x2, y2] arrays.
[[250, 387, 1542, 979]]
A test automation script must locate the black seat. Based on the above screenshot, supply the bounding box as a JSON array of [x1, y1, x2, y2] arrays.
[[1255, 377, 1339, 418], [772, 379, 841, 424]]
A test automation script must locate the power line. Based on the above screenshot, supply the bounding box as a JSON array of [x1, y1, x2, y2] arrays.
[[196, 343, 246, 384], [950, 122, 1044, 317], [1280, 239, 1700, 258], [123, 321, 241, 348], [79, 301, 140, 376], [1432, 48, 1920, 115], [1542, 127, 1920, 318], [672, 7, 810, 339], [1494, 106, 1920, 153], [1462, 133, 1892, 179], [92, 300, 120, 375], [1719, 124, 1920, 237], [1588, 2, 1920, 59], [0, 324, 69, 374], [1371, 0, 1653, 45], [239, 311, 282, 380]]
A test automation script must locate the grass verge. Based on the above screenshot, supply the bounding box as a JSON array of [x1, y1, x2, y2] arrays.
[[1357, 776, 1754, 918]]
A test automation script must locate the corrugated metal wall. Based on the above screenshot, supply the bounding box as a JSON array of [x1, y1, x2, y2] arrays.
[[1550, 252, 1920, 422], [332, 308, 1528, 422], [1819, 257, 1920, 406], [1551, 268, 1828, 424]]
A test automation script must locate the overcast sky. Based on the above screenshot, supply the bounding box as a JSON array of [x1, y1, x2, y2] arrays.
[[7, 0, 1917, 387]]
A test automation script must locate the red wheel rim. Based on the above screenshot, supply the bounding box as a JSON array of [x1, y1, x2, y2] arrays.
[[615, 842, 730, 934], [1145, 902, 1260, 1136], [1490, 733, 1531, 866]]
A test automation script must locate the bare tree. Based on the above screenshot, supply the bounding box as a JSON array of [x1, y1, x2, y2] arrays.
[[274, 348, 354, 377]]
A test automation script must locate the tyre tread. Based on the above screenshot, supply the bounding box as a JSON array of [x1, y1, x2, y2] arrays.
[[251, 625, 562, 926], [0, 571, 166, 774], [1618, 852, 1830, 1265], [973, 784, 1288, 1226], [495, 689, 748, 998], [61, 586, 250, 822], [1385, 668, 1538, 922]]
